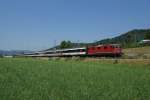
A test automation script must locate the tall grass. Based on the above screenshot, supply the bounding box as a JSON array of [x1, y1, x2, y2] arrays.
[[0, 58, 150, 100]]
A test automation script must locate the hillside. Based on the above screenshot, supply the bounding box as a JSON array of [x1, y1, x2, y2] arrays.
[[48, 29, 150, 50], [95, 29, 150, 48], [0, 50, 33, 56]]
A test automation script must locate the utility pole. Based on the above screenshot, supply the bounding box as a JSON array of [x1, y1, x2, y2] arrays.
[[135, 34, 137, 43], [77, 40, 80, 47], [134, 34, 137, 47], [54, 40, 56, 51]]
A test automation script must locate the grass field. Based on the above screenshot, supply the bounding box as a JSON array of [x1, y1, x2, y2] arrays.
[[0, 58, 150, 100], [123, 46, 150, 59], [123, 46, 150, 54]]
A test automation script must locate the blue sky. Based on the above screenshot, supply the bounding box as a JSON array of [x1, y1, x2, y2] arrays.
[[0, 0, 150, 50]]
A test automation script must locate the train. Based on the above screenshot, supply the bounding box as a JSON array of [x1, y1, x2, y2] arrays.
[[22, 44, 122, 57]]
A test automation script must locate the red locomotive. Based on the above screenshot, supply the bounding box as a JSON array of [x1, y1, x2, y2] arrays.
[[87, 44, 122, 57], [23, 44, 122, 57]]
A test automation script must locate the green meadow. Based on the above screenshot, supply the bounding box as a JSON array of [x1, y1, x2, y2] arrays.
[[0, 58, 150, 100]]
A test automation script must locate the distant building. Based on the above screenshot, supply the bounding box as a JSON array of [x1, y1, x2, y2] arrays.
[[139, 40, 150, 45], [4, 56, 13, 58]]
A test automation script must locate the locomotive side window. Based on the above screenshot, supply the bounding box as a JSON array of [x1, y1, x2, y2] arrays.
[[92, 47, 95, 50], [104, 46, 107, 49], [98, 47, 101, 49]]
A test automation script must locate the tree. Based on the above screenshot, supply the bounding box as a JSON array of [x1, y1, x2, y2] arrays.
[[60, 41, 67, 49], [67, 41, 72, 48], [60, 40, 73, 49], [145, 33, 150, 39], [0, 54, 3, 58]]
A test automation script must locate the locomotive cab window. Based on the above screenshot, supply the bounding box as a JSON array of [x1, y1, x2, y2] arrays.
[[114, 46, 117, 48], [111, 46, 114, 48], [116, 46, 119, 48]]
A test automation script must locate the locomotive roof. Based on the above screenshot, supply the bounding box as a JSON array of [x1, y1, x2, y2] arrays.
[[89, 44, 121, 47]]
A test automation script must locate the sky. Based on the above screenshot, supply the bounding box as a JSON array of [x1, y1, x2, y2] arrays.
[[0, 0, 150, 51]]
